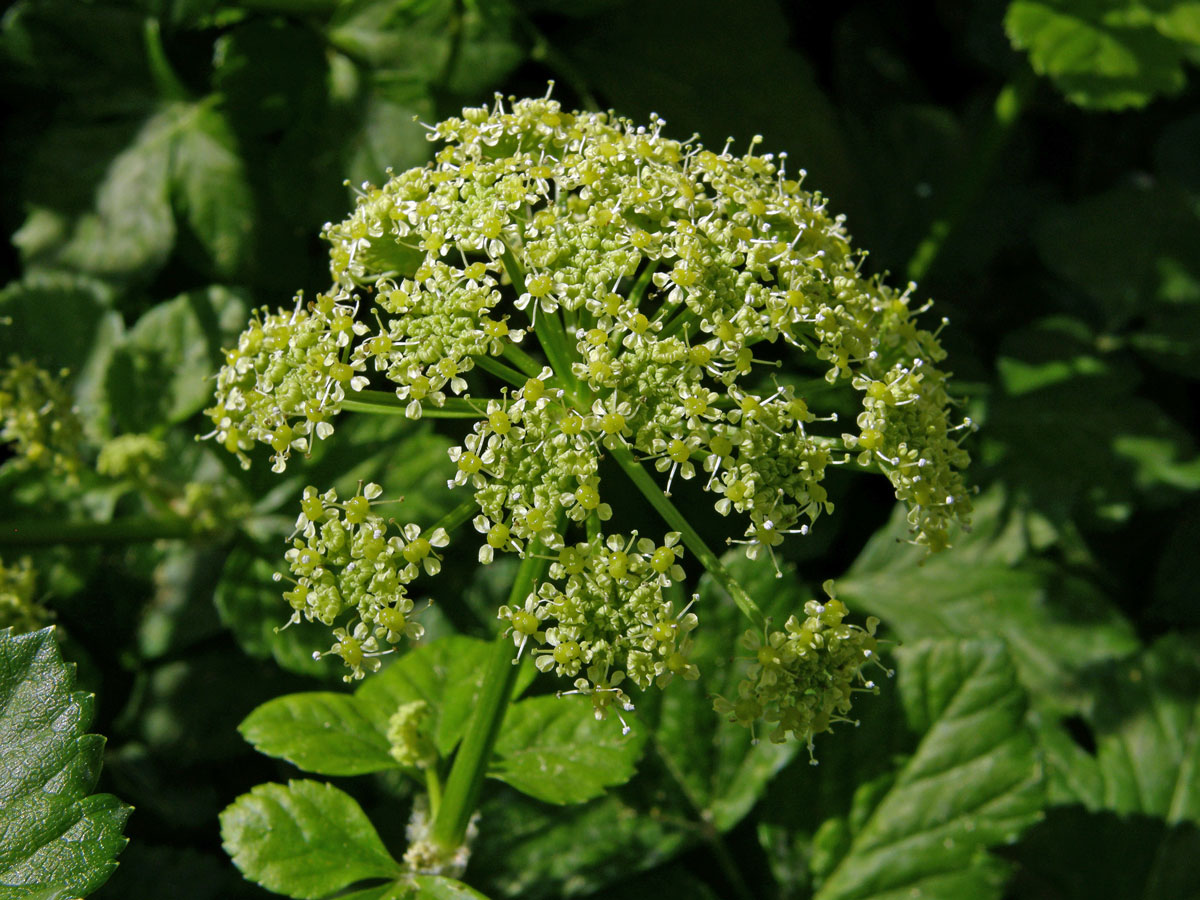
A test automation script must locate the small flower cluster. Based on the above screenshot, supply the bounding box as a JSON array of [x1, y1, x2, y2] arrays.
[[0, 357, 85, 480], [714, 581, 884, 755], [96, 433, 167, 481], [278, 482, 443, 680], [204, 293, 369, 471], [0, 555, 51, 634], [498, 531, 699, 728]]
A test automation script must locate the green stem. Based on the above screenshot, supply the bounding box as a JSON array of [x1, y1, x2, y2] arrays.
[[499, 244, 579, 393], [426, 766, 443, 821], [607, 443, 765, 629], [429, 548, 551, 851], [341, 393, 483, 418], [143, 18, 188, 102], [428, 498, 477, 538], [500, 342, 544, 379], [0, 516, 225, 546], [473, 355, 528, 389], [906, 72, 1033, 283]]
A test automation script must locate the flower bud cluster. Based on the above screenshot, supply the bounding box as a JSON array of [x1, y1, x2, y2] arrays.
[[714, 581, 883, 755], [0, 357, 85, 480], [279, 482, 443, 680], [204, 293, 368, 471], [498, 531, 699, 727], [0, 555, 51, 634]]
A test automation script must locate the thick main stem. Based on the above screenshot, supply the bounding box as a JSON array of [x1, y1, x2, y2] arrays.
[[429, 548, 550, 851]]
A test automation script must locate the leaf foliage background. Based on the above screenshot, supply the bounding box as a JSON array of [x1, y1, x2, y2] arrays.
[[1, 0, 1198, 897]]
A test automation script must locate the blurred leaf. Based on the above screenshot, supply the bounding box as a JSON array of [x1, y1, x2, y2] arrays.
[[1, 0, 153, 119], [215, 546, 338, 679], [1001, 807, 1200, 900], [0, 627, 130, 897], [1151, 505, 1200, 627], [15, 107, 176, 281], [1006, 0, 1196, 109], [105, 286, 248, 433], [490, 695, 646, 804], [1038, 634, 1200, 825], [357, 636, 533, 759], [1034, 180, 1200, 347], [838, 489, 1140, 714], [170, 102, 256, 276], [220, 779, 403, 899], [812, 639, 1043, 900], [240, 692, 397, 776], [346, 76, 434, 189]]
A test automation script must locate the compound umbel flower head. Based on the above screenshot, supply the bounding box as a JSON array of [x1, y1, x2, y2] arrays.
[[208, 91, 972, 743]]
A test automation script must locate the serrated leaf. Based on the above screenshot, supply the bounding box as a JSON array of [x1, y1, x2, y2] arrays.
[[1042, 635, 1200, 825], [220, 780, 402, 899], [240, 692, 396, 776], [0, 627, 130, 897], [356, 636, 533, 759], [104, 286, 249, 432], [1005, 0, 1194, 109], [813, 639, 1044, 900], [169, 102, 255, 276], [490, 695, 646, 804]]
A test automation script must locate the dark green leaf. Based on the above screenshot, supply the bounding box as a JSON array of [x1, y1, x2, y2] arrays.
[[240, 692, 397, 776], [220, 779, 402, 899], [1039, 634, 1200, 825], [490, 695, 646, 804], [1001, 807, 1200, 900], [470, 789, 684, 900], [0, 627, 130, 897], [813, 639, 1044, 900]]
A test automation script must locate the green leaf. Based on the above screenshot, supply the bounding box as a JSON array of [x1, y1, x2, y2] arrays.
[[169, 102, 255, 277], [0, 627, 131, 897], [240, 692, 397, 776], [1005, 0, 1195, 109], [838, 489, 1140, 714], [813, 639, 1044, 900], [490, 695, 646, 804], [1039, 634, 1200, 824], [220, 780, 402, 899], [104, 286, 249, 432], [357, 636, 533, 759]]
